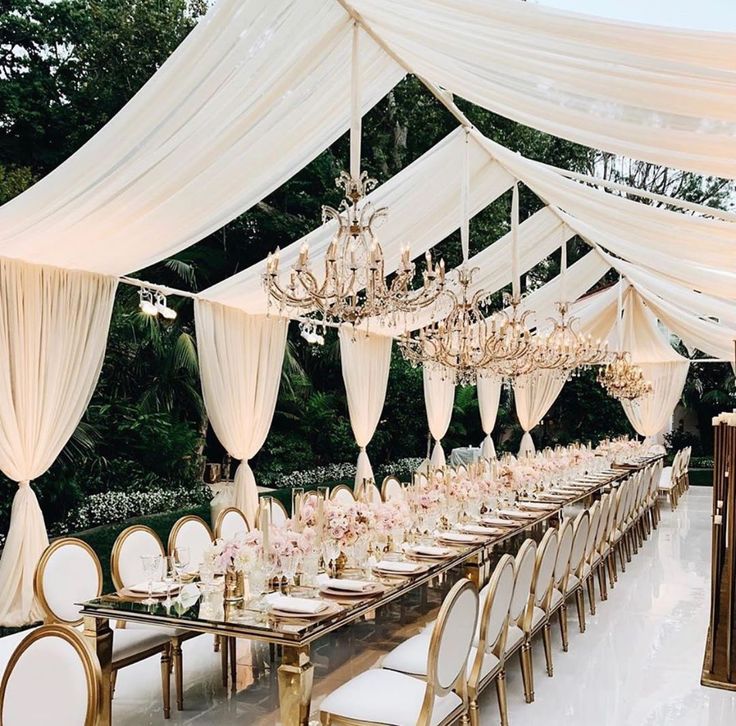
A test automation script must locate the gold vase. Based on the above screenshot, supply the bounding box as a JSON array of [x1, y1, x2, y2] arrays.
[[224, 567, 244, 604]]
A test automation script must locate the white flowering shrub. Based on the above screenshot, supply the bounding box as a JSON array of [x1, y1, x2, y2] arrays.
[[53, 485, 209, 535], [267, 457, 423, 489]]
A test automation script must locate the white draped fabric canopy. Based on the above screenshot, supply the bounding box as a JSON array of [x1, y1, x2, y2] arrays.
[[0, 0, 734, 626], [477, 375, 502, 459], [339, 329, 392, 489], [514, 370, 567, 457]]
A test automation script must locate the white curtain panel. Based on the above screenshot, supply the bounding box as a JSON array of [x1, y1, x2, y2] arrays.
[[0, 0, 404, 275], [338, 328, 392, 488], [618, 289, 690, 439], [477, 375, 501, 459], [423, 367, 455, 467], [0, 260, 117, 626], [194, 302, 288, 525], [349, 0, 736, 178], [513, 370, 566, 457]]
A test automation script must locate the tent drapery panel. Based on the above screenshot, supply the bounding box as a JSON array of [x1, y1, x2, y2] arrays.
[[423, 367, 455, 468], [513, 370, 567, 457], [193, 301, 288, 525], [338, 329, 392, 487], [477, 375, 501, 459], [0, 259, 118, 626]]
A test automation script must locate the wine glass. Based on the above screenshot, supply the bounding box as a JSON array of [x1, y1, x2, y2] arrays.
[[322, 538, 341, 578], [282, 551, 300, 594], [141, 554, 162, 605], [163, 556, 177, 604], [173, 546, 190, 586]]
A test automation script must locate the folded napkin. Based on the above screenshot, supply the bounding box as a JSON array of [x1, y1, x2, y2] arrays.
[[480, 517, 518, 528], [265, 594, 327, 615], [409, 544, 452, 557], [322, 577, 375, 593], [438, 532, 479, 543], [457, 524, 498, 536], [129, 581, 173, 595], [374, 560, 422, 574], [498, 509, 537, 519], [518, 501, 558, 511]]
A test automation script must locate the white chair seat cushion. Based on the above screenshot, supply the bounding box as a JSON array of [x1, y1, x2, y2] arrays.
[[659, 467, 675, 490], [0, 628, 37, 675], [320, 669, 462, 726], [565, 574, 579, 593], [612, 529, 622, 542], [382, 631, 432, 676], [531, 606, 545, 629], [582, 562, 591, 578], [550, 588, 563, 609], [504, 625, 524, 654], [382, 634, 499, 683], [112, 629, 172, 663]]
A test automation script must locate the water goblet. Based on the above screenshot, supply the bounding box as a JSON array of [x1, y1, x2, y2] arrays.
[[163, 556, 177, 603], [322, 538, 341, 577], [140, 554, 162, 605], [173, 546, 190, 586]]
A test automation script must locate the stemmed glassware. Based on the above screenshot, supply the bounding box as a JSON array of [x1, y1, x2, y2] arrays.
[[173, 546, 190, 587], [280, 552, 301, 594], [141, 554, 163, 605], [322, 538, 341, 577], [163, 556, 177, 604]]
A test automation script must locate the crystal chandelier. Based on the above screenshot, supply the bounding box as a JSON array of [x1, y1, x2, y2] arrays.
[[531, 301, 609, 375], [597, 351, 653, 400], [263, 26, 445, 328]]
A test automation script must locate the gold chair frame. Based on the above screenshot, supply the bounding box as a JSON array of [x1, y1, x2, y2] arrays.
[[214, 506, 250, 539]]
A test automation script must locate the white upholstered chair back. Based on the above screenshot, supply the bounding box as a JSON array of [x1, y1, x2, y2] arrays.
[[570, 510, 590, 577], [363, 482, 382, 505], [584, 501, 601, 561], [261, 497, 289, 527], [554, 518, 574, 590], [479, 555, 515, 655], [111, 525, 165, 591], [381, 476, 403, 502], [330, 485, 355, 507], [456, 464, 468, 478], [35, 538, 102, 626], [595, 494, 611, 552], [168, 515, 213, 569], [0, 625, 101, 726], [532, 528, 558, 610], [509, 539, 537, 624], [215, 507, 250, 541], [427, 579, 479, 695], [615, 480, 629, 530]]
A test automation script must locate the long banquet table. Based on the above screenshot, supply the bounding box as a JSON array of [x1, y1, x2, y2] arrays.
[[80, 456, 660, 725]]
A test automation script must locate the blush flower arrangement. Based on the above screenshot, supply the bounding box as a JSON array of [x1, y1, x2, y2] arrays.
[[324, 500, 374, 545], [206, 530, 263, 573], [370, 500, 410, 534]]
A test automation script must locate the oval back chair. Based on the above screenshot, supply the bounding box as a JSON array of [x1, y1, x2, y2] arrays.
[[167, 515, 214, 570], [111, 525, 165, 591], [214, 507, 250, 541]]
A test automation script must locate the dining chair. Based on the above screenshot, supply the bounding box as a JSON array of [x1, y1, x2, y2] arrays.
[[503, 539, 537, 702], [329, 485, 356, 507], [456, 464, 468, 477], [381, 475, 403, 501], [581, 500, 602, 616], [111, 525, 188, 712], [0, 624, 101, 726], [167, 515, 214, 570], [566, 509, 590, 633], [381, 557, 515, 726], [260, 496, 289, 527], [548, 517, 574, 652], [214, 506, 250, 541], [520, 527, 558, 701], [34, 538, 175, 718], [320, 578, 479, 726], [612, 477, 631, 573], [659, 450, 680, 510], [592, 493, 611, 602], [362, 480, 383, 504]]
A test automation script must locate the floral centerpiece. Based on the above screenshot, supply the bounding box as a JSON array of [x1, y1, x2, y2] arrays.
[[203, 531, 262, 604]]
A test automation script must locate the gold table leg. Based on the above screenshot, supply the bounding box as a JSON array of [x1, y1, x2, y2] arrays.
[[278, 644, 314, 726], [83, 616, 113, 726]]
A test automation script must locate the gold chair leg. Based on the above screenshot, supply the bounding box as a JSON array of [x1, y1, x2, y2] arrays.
[[586, 575, 596, 616], [575, 589, 586, 633], [597, 564, 608, 601], [468, 696, 480, 726], [160, 644, 172, 719], [172, 640, 183, 711], [542, 623, 554, 676], [607, 554, 616, 588], [229, 637, 237, 690], [496, 670, 509, 726], [221, 635, 229, 689], [618, 542, 627, 573], [519, 642, 535, 703], [110, 669, 118, 699], [558, 605, 569, 652]]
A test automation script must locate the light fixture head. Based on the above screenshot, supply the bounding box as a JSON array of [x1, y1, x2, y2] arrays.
[[299, 321, 324, 346], [155, 291, 177, 320], [138, 288, 158, 316]]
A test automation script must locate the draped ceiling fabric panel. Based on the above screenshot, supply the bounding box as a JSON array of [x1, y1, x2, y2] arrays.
[[348, 0, 736, 177], [338, 328, 392, 489], [0, 0, 404, 274], [619, 289, 689, 440], [0, 261, 118, 626], [423, 368, 455, 468], [513, 370, 567, 457], [473, 134, 736, 299], [193, 302, 288, 526], [477, 375, 501, 459], [201, 130, 514, 311]]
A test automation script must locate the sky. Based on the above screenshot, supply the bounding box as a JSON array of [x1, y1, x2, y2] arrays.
[[535, 0, 736, 31]]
